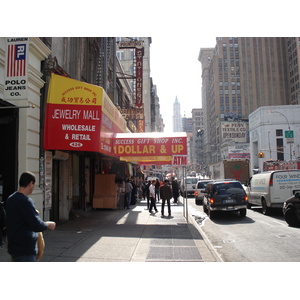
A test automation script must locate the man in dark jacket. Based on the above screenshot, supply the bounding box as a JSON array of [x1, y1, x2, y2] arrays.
[[5, 171, 56, 262], [172, 179, 179, 204], [160, 179, 173, 217]]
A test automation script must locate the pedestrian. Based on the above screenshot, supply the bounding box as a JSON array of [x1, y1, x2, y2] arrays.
[[155, 179, 160, 202], [125, 179, 133, 209], [145, 180, 151, 209], [142, 181, 146, 200], [149, 180, 158, 214], [172, 179, 180, 204], [130, 180, 137, 205], [160, 179, 173, 217], [5, 171, 56, 262]]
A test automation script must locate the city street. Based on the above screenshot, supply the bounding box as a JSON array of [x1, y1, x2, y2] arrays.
[[188, 197, 300, 262]]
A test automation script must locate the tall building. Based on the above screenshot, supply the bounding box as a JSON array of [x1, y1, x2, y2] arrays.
[[199, 37, 296, 167], [182, 116, 193, 133], [287, 38, 300, 105], [173, 96, 182, 132], [190, 108, 204, 171]]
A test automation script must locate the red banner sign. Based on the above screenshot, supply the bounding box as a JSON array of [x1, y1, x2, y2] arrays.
[[44, 73, 127, 155], [114, 132, 187, 157]]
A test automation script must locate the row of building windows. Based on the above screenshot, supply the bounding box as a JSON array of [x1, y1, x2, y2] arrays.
[[219, 81, 241, 87], [220, 97, 242, 103], [219, 89, 241, 95], [220, 105, 242, 112]]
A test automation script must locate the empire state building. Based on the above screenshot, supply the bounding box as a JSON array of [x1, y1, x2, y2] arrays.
[[173, 96, 182, 132]]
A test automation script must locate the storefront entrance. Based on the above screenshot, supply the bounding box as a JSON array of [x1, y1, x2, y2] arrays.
[[0, 101, 18, 202]]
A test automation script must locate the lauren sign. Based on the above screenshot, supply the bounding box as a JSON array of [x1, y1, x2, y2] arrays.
[[44, 73, 127, 155]]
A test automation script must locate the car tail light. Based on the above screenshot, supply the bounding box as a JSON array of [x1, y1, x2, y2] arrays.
[[244, 195, 248, 201], [194, 191, 198, 196], [269, 174, 273, 186], [209, 198, 215, 204]]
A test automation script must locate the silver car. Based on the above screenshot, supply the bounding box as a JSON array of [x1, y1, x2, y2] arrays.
[[194, 180, 214, 205]]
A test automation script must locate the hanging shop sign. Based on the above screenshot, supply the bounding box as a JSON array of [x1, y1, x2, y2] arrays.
[[135, 47, 143, 107], [44, 73, 127, 156], [172, 155, 187, 166], [138, 119, 145, 133], [120, 108, 144, 120], [113, 132, 187, 165], [118, 40, 143, 49], [4, 37, 29, 100], [117, 40, 144, 108]]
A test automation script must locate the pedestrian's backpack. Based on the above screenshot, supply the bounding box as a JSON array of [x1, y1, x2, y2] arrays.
[[0, 201, 6, 247]]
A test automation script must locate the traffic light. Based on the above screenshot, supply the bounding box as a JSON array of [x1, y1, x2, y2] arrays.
[[258, 152, 264, 158]]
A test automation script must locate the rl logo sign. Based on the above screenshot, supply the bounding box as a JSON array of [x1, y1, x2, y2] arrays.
[[16, 44, 26, 60]]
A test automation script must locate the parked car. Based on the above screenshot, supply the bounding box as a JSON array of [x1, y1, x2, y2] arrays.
[[194, 180, 214, 205], [202, 180, 248, 219], [283, 192, 300, 227]]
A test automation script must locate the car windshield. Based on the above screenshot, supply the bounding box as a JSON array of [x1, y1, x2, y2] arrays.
[[214, 182, 244, 195], [186, 178, 198, 184], [197, 181, 211, 188]]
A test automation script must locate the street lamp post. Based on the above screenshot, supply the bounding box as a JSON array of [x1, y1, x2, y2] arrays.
[[269, 110, 292, 160]]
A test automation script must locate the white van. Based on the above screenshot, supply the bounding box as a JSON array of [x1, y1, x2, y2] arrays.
[[180, 176, 199, 197], [246, 170, 300, 215]]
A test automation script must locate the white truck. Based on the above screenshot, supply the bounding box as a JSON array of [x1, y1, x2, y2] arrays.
[[246, 170, 300, 215], [180, 176, 199, 197]]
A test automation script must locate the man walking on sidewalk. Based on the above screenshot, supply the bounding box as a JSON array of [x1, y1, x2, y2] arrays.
[[5, 171, 56, 262], [160, 179, 173, 217]]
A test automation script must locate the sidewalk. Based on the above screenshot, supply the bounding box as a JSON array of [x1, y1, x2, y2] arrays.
[[0, 197, 220, 262]]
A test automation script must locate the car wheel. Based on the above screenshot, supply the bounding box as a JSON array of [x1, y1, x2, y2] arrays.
[[261, 198, 270, 215], [284, 207, 299, 227], [195, 199, 201, 205], [239, 208, 247, 217], [208, 206, 215, 219]]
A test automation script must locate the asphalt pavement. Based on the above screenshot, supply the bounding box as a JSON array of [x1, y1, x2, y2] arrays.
[[0, 197, 221, 262]]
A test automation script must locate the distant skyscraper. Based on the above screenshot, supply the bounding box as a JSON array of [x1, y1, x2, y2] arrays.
[[199, 37, 299, 166], [173, 96, 182, 132]]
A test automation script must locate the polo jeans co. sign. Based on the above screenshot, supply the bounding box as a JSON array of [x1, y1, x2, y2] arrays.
[[4, 37, 29, 100]]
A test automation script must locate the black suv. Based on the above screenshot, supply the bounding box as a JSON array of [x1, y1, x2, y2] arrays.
[[202, 180, 248, 219], [283, 192, 300, 227]]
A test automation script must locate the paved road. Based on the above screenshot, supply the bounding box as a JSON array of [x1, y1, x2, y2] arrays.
[[187, 197, 300, 262]]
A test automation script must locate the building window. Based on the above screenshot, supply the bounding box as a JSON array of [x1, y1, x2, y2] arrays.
[[276, 138, 284, 160], [276, 129, 283, 136]]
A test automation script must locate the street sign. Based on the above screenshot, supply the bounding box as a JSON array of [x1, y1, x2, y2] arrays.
[[285, 130, 294, 138], [285, 130, 294, 144]]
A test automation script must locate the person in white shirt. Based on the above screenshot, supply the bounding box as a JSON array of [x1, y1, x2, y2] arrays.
[[149, 180, 158, 214]]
